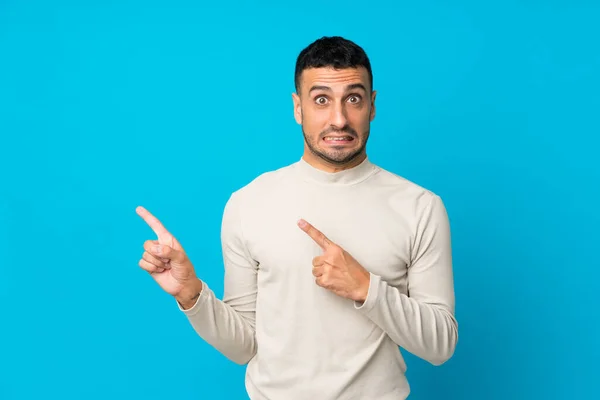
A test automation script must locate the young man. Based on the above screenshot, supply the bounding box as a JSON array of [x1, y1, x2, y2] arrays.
[[137, 36, 458, 399]]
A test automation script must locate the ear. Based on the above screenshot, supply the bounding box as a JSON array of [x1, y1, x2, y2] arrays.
[[369, 90, 377, 122], [292, 92, 302, 125]]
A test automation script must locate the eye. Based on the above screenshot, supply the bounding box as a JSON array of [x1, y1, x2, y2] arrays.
[[347, 95, 362, 104], [315, 96, 328, 105]]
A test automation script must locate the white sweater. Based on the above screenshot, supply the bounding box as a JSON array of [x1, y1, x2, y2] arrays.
[[178, 156, 458, 399]]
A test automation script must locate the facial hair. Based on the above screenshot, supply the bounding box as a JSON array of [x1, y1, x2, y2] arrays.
[[302, 124, 369, 166]]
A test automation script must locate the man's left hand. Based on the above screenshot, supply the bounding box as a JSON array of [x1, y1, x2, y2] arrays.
[[297, 219, 371, 302]]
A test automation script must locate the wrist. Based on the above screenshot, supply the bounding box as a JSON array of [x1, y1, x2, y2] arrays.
[[176, 278, 203, 310], [355, 271, 371, 303]]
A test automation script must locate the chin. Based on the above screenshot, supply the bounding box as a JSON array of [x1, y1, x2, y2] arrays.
[[318, 149, 363, 165]]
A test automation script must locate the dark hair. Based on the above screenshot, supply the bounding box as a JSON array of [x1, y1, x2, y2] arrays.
[[294, 36, 373, 92]]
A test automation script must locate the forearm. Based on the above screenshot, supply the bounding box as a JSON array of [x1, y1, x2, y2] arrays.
[[177, 281, 257, 365], [356, 273, 458, 366]]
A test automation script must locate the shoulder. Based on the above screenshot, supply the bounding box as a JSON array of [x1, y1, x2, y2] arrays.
[[224, 160, 298, 209], [370, 163, 447, 219], [374, 164, 438, 200], [239, 162, 295, 195]]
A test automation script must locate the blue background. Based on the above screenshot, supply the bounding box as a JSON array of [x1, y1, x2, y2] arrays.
[[1, 0, 598, 399]]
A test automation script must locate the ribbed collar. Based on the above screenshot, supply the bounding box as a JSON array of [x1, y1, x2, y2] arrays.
[[294, 156, 377, 185]]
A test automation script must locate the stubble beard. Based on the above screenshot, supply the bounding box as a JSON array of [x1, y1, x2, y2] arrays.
[[302, 126, 369, 166]]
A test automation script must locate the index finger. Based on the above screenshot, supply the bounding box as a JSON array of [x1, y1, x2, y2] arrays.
[[297, 219, 332, 250], [136, 206, 170, 240]]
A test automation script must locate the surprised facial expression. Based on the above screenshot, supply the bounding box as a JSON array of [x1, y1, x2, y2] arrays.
[[293, 66, 376, 167]]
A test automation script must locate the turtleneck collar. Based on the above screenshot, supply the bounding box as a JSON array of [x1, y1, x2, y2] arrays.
[[294, 156, 378, 185]]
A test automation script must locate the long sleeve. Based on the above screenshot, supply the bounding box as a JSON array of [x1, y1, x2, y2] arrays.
[[355, 194, 458, 366], [177, 191, 258, 365]]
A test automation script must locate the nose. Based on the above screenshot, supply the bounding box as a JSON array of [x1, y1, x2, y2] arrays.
[[329, 101, 348, 129]]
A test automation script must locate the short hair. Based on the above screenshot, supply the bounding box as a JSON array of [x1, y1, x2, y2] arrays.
[[294, 36, 373, 92]]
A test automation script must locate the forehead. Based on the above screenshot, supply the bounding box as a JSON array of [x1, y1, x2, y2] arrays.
[[299, 67, 370, 93]]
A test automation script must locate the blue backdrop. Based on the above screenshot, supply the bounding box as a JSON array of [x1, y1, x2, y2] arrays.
[[1, 1, 598, 399]]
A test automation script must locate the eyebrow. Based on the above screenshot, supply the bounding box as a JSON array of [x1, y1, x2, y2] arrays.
[[308, 83, 368, 94]]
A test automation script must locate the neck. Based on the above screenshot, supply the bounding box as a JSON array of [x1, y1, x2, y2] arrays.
[[301, 149, 368, 173], [294, 151, 376, 186]]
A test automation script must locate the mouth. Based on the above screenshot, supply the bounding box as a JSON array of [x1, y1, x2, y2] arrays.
[[322, 135, 355, 145]]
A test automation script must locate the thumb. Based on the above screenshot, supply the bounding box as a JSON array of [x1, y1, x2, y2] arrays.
[[152, 244, 187, 264]]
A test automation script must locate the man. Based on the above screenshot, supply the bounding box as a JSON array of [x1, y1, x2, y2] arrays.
[[136, 36, 458, 399]]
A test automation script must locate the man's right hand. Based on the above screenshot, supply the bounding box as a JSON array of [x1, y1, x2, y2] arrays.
[[136, 206, 203, 309]]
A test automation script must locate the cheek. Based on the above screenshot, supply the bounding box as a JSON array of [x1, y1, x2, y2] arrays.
[[348, 109, 372, 129], [303, 109, 329, 129]]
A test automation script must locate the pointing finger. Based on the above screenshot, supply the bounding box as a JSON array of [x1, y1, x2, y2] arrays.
[[136, 206, 172, 242], [297, 219, 332, 250]]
